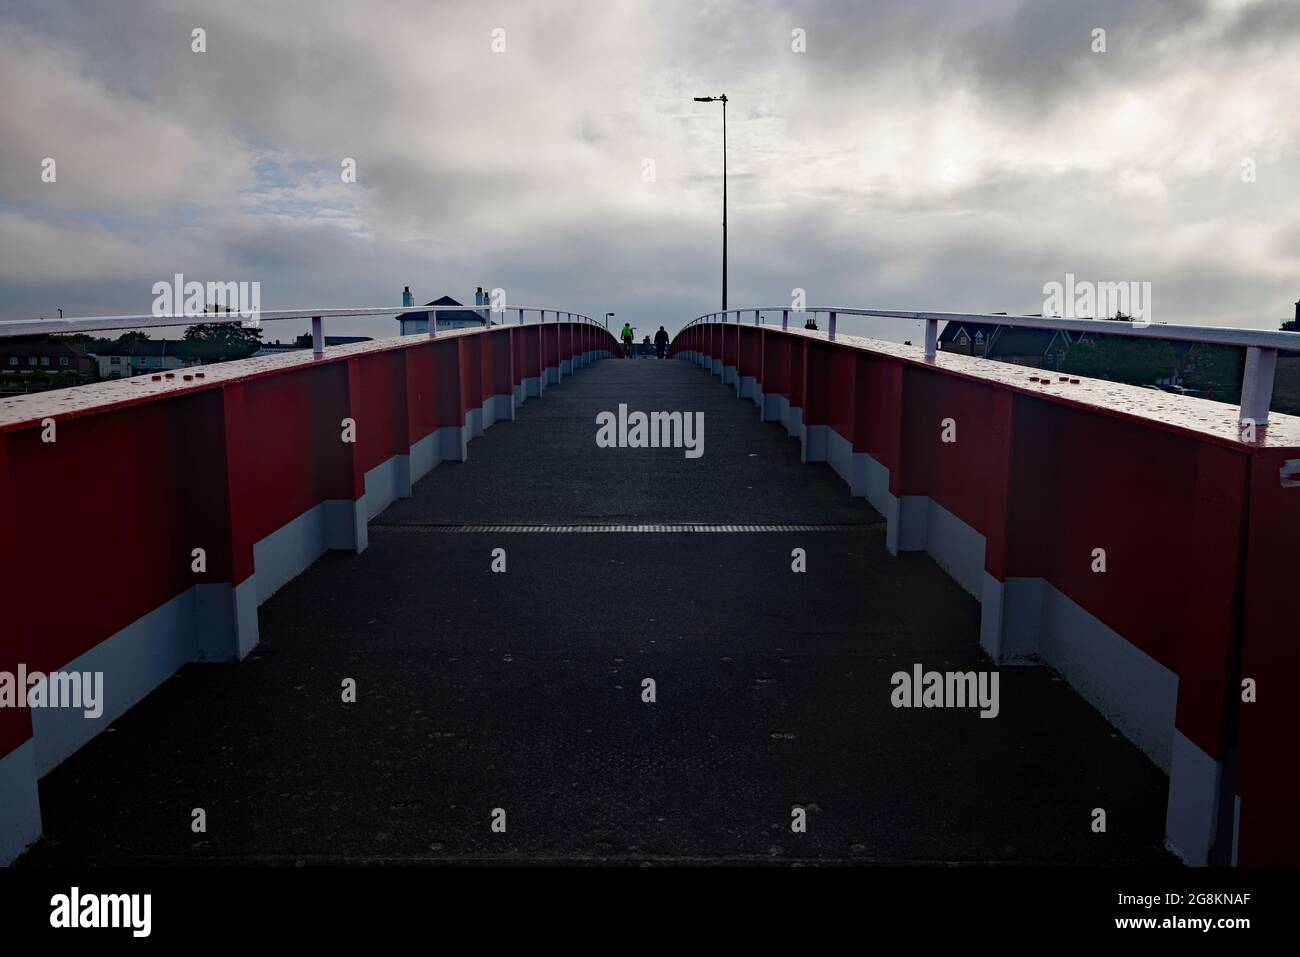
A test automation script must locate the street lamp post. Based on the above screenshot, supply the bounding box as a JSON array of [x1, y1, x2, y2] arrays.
[[693, 94, 728, 311]]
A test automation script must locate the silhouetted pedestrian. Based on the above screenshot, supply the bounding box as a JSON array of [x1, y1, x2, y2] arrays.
[[654, 325, 669, 359]]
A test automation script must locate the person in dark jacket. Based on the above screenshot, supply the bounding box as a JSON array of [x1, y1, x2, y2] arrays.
[[654, 326, 670, 358]]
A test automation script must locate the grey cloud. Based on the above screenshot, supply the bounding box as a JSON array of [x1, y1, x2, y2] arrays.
[[0, 0, 1297, 339], [1225, 0, 1300, 47]]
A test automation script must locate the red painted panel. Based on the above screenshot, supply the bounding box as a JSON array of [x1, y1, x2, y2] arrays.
[[0, 434, 33, 759], [351, 351, 406, 475], [459, 334, 483, 413], [722, 324, 739, 369], [1004, 397, 1225, 678], [898, 365, 1001, 533], [762, 331, 788, 398], [512, 326, 526, 383], [1236, 448, 1300, 865], [404, 342, 438, 446], [196, 386, 247, 584], [542, 325, 559, 371], [977, 389, 1017, 583], [522, 326, 542, 379], [433, 338, 465, 428], [738, 326, 760, 379], [788, 337, 806, 411], [8, 392, 233, 673], [485, 328, 514, 396], [802, 342, 834, 426], [1168, 444, 1250, 760], [826, 346, 856, 439], [238, 363, 356, 543], [851, 353, 903, 471]]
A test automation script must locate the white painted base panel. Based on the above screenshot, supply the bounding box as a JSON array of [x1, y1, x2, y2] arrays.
[[1166, 729, 1227, 866], [0, 742, 40, 864]]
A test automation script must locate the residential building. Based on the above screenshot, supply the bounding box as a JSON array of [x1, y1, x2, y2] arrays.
[[397, 295, 491, 335], [0, 337, 95, 377], [96, 338, 197, 379], [937, 319, 1077, 370], [253, 336, 373, 356]]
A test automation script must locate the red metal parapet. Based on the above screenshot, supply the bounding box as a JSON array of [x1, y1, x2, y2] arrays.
[[0, 320, 620, 864], [671, 318, 1300, 867]]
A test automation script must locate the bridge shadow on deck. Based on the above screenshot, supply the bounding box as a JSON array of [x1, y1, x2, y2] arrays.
[[20, 357, 1173, 865]]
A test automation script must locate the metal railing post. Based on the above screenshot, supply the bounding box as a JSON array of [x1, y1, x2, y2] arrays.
[[311, 316, 324, 355], [782, 309, 788, 330], [924, 318, 939, 358], [828, 311, 837, 339], [1239, 345, 1278, 426]]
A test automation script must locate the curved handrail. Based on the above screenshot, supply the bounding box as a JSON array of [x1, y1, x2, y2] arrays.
[[680, 307, 1299, 350], [677, 306, 1300, 425], [0, 304, 605, 340]]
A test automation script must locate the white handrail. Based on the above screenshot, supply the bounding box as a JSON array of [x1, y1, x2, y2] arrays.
[[0, 304, 604, 339], [682, 307, 1300, 426]]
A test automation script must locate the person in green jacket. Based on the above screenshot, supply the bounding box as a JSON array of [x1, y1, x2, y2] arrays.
[[621, 323, 634, 358]]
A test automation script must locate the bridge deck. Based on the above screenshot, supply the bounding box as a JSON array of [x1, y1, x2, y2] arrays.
[[20, 358, 1172, 864]]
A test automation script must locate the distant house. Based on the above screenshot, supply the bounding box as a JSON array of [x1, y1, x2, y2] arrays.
[[0, 337, 95, 377], [252, 339, 300, 357], [1273, 302, 1300, 416], [397, 295, 489, 336], [97, 338, 197, 379], [941, 315, 1247, 392], [251, 336, 372, 357], [296, 335, 371, 349], [1283, 300, 1300, 335], [938, 320, 1077, 370]]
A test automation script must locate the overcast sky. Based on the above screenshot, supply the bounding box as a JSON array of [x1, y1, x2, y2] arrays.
[[2, 0, 1299, 342]]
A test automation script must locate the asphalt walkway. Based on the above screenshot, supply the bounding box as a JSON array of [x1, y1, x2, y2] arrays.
[[20, 356, 1173, 864]]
